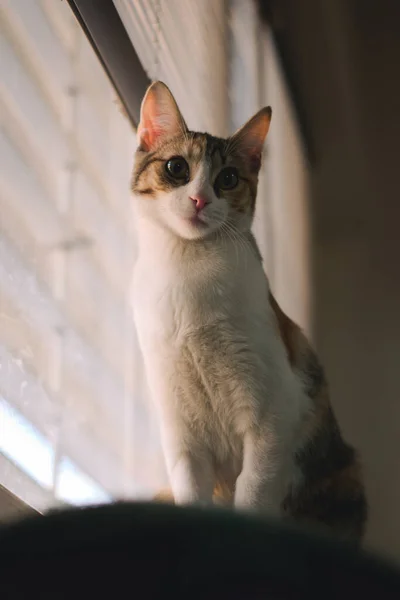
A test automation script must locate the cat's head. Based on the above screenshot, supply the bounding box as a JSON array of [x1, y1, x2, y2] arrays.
[[132, 81, 271, 240]]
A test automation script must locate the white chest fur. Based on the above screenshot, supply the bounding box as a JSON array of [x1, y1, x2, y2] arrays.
[[132, 225, 277, 380]]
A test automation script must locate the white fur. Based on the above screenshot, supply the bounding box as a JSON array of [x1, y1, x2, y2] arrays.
[[131, 176, 309, 515]]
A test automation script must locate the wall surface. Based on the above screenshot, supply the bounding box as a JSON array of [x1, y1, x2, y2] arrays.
[[312, 5, 400, 561], [258, 0, 400, 562]]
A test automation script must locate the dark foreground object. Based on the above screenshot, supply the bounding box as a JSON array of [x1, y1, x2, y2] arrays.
[[1, 502, 399, 599]]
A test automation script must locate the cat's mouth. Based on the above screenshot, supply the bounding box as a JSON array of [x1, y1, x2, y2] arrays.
[[188, 215, 208, 228]]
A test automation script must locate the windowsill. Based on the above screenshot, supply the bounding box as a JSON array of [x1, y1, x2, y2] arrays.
[[0, 483, 39, 525]]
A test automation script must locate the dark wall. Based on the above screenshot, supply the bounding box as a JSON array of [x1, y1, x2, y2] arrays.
[[258, 0, 400, 561]]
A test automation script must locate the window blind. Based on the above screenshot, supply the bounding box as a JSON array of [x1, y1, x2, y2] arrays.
[[229, 0, 311, 332], [0, 0, 166, 511], [113, 0, 230, 137]]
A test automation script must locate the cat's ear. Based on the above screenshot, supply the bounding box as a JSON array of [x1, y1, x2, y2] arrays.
[[137, 81, 187, 151], [230, 107, 272, 172]]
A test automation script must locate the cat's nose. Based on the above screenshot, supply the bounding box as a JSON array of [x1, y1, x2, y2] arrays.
[[190, 194, 210, 212]]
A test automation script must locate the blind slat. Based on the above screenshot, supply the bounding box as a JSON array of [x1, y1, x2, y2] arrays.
[[113, 0, 229, 135]]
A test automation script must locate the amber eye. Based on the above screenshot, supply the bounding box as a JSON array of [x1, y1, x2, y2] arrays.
[[215, 167, 239, 191], [165, 156, 189, 180]]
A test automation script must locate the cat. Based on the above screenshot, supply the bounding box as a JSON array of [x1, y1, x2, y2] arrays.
[[130, 81, 367, 542]]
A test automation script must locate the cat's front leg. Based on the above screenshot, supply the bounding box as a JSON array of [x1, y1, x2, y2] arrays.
[[161, 423, 214, 506], [234, 428, 289, 516], [168, 452, 214, 506]]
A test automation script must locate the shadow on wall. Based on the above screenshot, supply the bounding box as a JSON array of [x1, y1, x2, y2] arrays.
[[257, 0, 400, 563]]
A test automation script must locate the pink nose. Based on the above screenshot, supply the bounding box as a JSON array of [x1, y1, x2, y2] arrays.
[[190, 195, 209, 212]]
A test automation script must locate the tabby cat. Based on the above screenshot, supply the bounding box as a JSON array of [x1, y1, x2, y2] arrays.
[[130, 81, 367, 542]]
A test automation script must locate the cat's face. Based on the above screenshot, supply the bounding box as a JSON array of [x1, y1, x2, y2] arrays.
[[132, 82, 271, 241]]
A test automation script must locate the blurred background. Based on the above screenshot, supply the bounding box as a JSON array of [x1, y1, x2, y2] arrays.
[[0, 0, 399, 564]]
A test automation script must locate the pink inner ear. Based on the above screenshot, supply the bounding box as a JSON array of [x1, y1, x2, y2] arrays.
[[248, 151, 262, 173], [138, 90, 179, 151], [232, 107, 271, 173], [138, 122, 163, 151], [137, 91, 163, 150]]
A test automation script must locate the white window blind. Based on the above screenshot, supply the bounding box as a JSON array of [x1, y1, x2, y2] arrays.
[[113, 0, 230, 137], [229, 0, 310, 332], [0, 0, 167, 512]]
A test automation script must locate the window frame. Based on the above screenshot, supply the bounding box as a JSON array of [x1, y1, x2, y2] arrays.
[[66, 0, 150, 128]]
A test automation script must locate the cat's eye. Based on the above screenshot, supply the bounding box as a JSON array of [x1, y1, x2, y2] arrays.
[[165, 156, 189, 180], [215, 167, 239, 191]]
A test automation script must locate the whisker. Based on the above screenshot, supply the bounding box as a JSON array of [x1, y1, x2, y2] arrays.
[[224, 219, 258, 270], [221, 222, 239, 266]]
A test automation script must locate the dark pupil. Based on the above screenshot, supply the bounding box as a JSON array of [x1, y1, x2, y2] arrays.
[[224, 173, 233, 185], [172, 160, 183, 174], [218, 168, 238, 189], [167, 158, 187, 179]]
